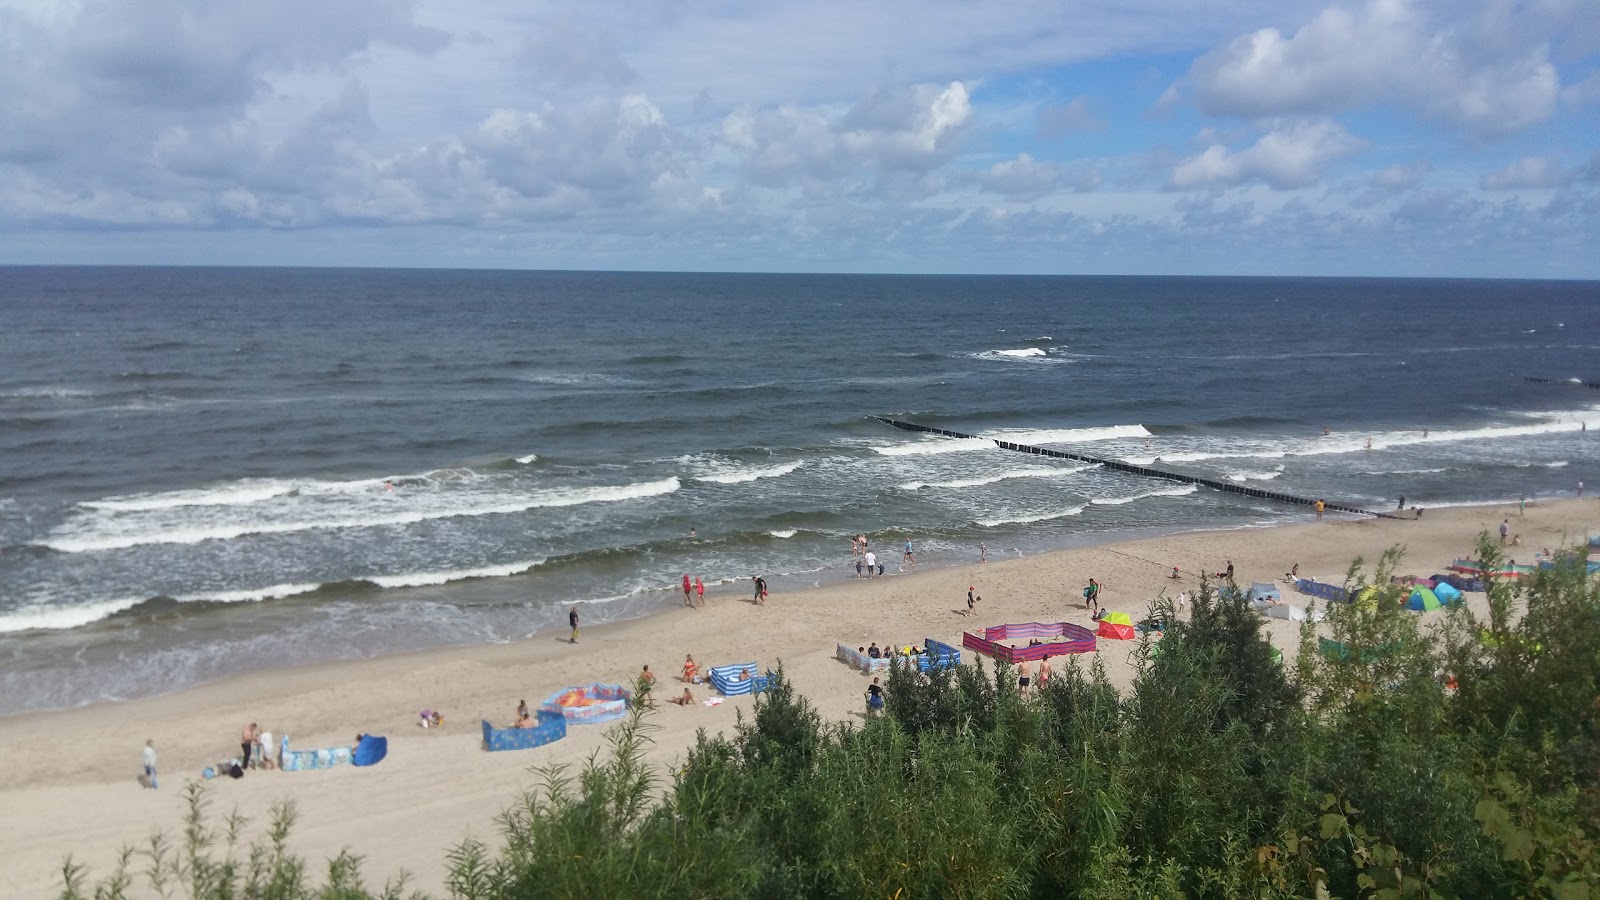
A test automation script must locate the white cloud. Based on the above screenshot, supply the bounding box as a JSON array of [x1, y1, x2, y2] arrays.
[[1170, 119, 1366, 190], [1184, 0, 1562, 136], [1481, 157, 1567, 191], [1369, 162, 1430, 189], [980, 153, 1060, 196]]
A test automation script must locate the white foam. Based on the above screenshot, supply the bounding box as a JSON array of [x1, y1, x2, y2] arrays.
[[0, 386, 96, 399], [1090, 484, 1200, 506], [172, 582, 324, 604], [41, 477, 682, 553], [976, 505, 1086, 527], [0, 596, 147, 633], [898, 465, 1094, 491], [994, 347, 1045, 358], [515, 454, 538, 464], [985, 425, 1151, 444], [768, 529, 798, 538], [81, 480, 301, 512], [695, 460, 804, 484], [1225, 468, 1283, 483], [367, 559, 545, 589], [872, 437, 995, 457]]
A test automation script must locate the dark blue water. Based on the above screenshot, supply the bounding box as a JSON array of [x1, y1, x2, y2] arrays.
[[2, 267, 1596, 712]]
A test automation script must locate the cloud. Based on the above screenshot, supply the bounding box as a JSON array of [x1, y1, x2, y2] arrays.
[[1170, 118, 1365, 190], [1369, 162, 1430, 189], [1183, 0, 1561, 136], [980, 153, 1059, 197], [721, 81, 971, 185], [1481, 157, 1567, 191], [1036, 97, 1106, 136]]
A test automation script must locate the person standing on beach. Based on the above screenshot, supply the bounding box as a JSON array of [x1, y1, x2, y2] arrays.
[[1398, 495, 1405, 511], [1037, 656, 1052, 690], [694, 576, 705, 607], [1519, 496, 1526, 516], [752, 575, 768, 605], [143, 739, 158, 790], [682, 574, 693, 608], [1018, 660, 1032, 697], [1500, 519, 1510, 545], [241, 723, 257, 769], [1315, 499, 1325, 520], [864, 550, 877, 576], [569, 605, 580, 644], [979, 542, 987, 563]]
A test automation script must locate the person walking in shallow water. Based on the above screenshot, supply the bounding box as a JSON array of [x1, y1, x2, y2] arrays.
[[568, 605, 580, 644]]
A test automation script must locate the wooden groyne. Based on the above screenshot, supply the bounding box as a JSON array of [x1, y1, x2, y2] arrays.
[[1523, 376, 1600, 389], [871, 416, 1377, 516]]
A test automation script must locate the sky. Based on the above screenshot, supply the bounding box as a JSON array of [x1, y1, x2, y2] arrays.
[[1, 0, 1597, 277]]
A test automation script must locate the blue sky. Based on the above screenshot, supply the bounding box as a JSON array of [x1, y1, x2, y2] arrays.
[[1, 0, 1597, 277]]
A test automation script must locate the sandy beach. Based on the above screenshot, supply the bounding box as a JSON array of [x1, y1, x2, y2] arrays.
[[3, 499, 1594, 897]]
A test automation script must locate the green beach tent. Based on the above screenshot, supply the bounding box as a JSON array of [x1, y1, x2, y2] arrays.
[[1405, 587, 1442, 612]]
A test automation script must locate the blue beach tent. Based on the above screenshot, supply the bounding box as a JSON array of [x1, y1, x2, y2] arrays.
[[352, 735, 388, 767]]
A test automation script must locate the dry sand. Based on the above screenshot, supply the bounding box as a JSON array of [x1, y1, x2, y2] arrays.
[[2, 499, 1593, 897]]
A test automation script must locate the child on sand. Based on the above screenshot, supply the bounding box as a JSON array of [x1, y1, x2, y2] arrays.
[[143, 739, 158, 790]]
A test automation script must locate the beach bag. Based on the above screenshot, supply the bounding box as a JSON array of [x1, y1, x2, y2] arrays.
[[228, 763, 244, 779]]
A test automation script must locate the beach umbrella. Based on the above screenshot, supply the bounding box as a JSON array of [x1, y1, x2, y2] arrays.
[[1096, 611, 1135, 640], [1405, 587, 1442, 612]]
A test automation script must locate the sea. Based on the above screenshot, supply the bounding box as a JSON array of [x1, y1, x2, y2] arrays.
[[1, 267, 1596, 714]]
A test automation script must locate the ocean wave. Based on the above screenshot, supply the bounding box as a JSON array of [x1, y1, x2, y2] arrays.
[[973, 347, 1072, 364], [0, 596, 149, 633], [872, 437, 995, 457], [172, 582, 324, 604], [82, 480, 302, 512], [694, 460, 805, 484], [984, 425, 1150, 444], [515, 454, 538, 464], [0, 386, 97, 400], [1225, 468, 1283, 483], [768, 529, 798, 538], [41, 477, 682, 553], [515, 372, 637, 387], [1089, 484, 1200, 506], [367, 559, 546, 589], [976, 505, 1085, 527], [898, 465, 1095, 491]]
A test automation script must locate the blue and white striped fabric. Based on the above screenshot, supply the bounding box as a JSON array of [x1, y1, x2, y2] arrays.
[[711, 662, 759, 695]]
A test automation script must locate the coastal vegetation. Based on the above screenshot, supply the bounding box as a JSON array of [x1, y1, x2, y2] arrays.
[[61, 535, 1599, 899]]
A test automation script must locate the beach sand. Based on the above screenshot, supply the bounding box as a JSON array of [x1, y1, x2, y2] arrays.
[[3, 499, 1593, 897]]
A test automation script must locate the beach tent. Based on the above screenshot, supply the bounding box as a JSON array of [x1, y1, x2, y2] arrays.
[[1431, 581, 1462, 605], [1251, 582, 1282, 602], [1096, 612, 1135, 641], [1405, 587, 1442, 612], [352, 735, 388, 767], [1267, 603, 1309, 622], [711, 662, 762, 696]]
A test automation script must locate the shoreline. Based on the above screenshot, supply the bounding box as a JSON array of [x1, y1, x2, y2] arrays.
[[2, 498, 1593, 897]]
